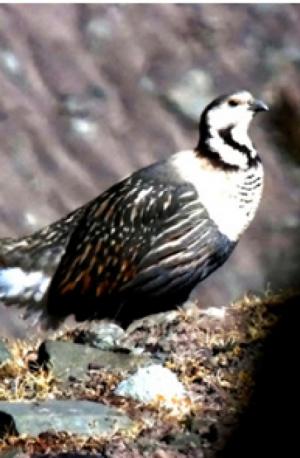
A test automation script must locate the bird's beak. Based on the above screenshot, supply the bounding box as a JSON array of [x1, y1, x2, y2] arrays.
[[250, 99, 269, 113]]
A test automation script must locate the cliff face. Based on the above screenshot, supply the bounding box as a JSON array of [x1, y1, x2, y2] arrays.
[[0, 4, 300, 336]]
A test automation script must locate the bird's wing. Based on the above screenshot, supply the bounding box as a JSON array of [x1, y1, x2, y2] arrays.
[[46, 175, 232, 320]]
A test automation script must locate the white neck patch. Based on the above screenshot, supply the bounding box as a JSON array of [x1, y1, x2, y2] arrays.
[[205, 121, 256, 169], [204, 99, 257, 168]]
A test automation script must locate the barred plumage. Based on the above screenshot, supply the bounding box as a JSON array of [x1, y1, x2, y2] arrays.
[[0, 90, 268, 328]]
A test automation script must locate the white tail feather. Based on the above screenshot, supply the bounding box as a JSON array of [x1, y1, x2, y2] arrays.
[[0, 268, 50, 303]]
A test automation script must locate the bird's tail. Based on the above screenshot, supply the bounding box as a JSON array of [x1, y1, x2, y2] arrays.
[[0, 266, 50, 306], [0, 235, 49, 295], [0, 206, 85, 330], [0, 236, 59, 330]]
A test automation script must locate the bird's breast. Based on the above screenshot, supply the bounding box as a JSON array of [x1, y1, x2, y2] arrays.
[[172, 150, 264, 242], [205, 166, 264, 242]]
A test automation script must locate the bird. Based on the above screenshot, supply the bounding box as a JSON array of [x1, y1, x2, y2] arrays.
[[0, 90, 268, 329]]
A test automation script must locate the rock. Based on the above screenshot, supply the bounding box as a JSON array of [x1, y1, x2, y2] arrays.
[[125, 310, 179, 335], [0, 400, 134, 438], [140, 69, 214, 124], [163, 69, 215, 122], [0, 449, 25, 458], [0, 47, 25, 87], [166, 432, 204, 454], [77, 321, 126, 350], [68, 117, 98, 137], [58, 86, 107, 117], [0, 340, 12, 366], [38, 340, 153, 382], [85, 17, 112, 52], [139, 76, 158, 94], [115, 364, 190, 414]]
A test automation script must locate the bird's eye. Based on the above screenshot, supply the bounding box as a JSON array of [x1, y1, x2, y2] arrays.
[[228, 99, 239, 107]]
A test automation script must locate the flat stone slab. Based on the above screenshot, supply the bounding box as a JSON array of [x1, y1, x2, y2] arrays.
[[0, 340, 12, 366], [0, 400, 134, 438], [0, 448, 26, 458], [38, 340, 153, 382]]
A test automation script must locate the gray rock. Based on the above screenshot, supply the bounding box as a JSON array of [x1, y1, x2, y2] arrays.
[[140, 69, 214, 124], [0, 47, 25, 86], [85, 17, 112, 52], [68, 116, 98, 137], [79, 322, 125, 350], [167, 432, 204, 454], [38, 340, 153, 382], [59, 88, 106, 118], [164, 69, 215, 122], [139, 76, 158, 94], [0, 400, 134, 438], [0, 448, 25, 458], [0, 340, 11, 366], [125, 309, 179, 335]]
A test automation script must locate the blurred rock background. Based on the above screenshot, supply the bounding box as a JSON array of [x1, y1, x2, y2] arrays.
[[0, 4, 299, 337]]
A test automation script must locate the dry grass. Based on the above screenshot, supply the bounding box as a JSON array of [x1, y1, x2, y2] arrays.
[[0, 339, 57, 401]]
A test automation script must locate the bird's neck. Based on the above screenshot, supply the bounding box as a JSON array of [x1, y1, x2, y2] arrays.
[[196, 122, 260, 170]]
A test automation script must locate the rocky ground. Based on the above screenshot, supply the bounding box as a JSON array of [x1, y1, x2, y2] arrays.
[[0, 4, 300, 336], [0, 290, 299, 458]]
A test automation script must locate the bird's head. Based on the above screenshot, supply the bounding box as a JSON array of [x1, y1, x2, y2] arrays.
[[200, 90, 269, 133], [197, 91, 268, 169]]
